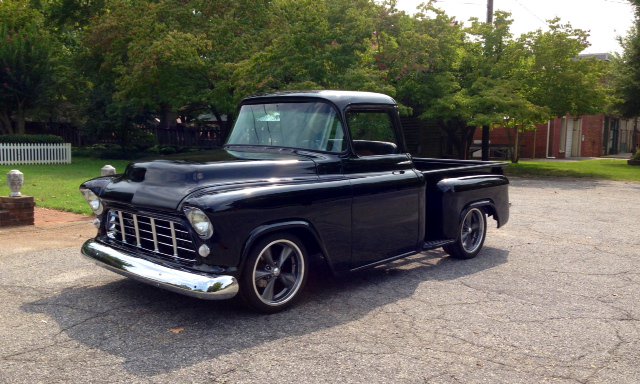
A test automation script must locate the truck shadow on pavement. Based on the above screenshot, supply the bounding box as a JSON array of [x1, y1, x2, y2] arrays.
[[23, 247, 508, 376]]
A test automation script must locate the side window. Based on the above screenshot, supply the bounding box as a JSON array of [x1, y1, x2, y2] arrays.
[[347, 110, 399, 156]]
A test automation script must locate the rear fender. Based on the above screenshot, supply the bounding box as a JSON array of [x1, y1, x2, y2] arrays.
[[437, 175, 509, 239]]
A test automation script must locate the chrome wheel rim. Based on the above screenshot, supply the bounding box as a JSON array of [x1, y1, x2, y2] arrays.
[[252, 239, 305, 306], [461, 208, 485, 254]]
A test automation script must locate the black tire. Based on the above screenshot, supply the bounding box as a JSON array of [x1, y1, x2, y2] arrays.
[[239, 233, 308, 313], [444, 207, 487, 260]]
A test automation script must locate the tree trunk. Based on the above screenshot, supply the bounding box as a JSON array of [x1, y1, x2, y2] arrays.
[[0, 110, 13, 134], [481, 125, 490, 161], [463, 126, 477, 160], [633, 117, 639, 153], [159, 104, 177, 130], [512, 127, 520, 163], [441, 121, 461, 159], [16, 103, 26, 134]]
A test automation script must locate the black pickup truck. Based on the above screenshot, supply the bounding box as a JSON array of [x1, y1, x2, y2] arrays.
[[80, 91, 509, 312]]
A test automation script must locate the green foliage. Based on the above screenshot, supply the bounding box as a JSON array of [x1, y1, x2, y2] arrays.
[[0, 0, 58, 134], [378, 8, 608, 161], [78, 0, 274, 143], [347, 111, 396, 142], [610, 2, 640, 117], [514, 18, 608, 117], [233, 0, 392, 97], [158, 146, 178, 155], [375, 8, 552, 159], [632, 148, 640, 160], [0, 134, 64, 144], [0, 0, 623, 165]]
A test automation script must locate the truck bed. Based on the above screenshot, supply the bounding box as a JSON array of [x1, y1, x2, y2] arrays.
[[412, 157, 508, 177]]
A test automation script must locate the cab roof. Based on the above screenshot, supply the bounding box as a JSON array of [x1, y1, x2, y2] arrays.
[[241, 90, 397, 110]]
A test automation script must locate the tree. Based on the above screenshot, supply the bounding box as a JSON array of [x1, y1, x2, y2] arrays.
[[371, 3, 471, 157], [233, 0, 393, 97], [515, 18, 609, 118], [76, 0, 272, 147], [463, 13, 552, 162], [0, 0, 57, 134], [612, 1, 640, 123], [505, 18, 610, 161], [376, 6, 545, 160]]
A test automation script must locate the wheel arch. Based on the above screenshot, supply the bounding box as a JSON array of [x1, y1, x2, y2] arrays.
[[442, 199, 499, 239], [239, 220, 334, 276], [466, 199, 498, 223]]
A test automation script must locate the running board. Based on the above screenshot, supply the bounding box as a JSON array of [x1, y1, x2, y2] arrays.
[[423, 239, 455, 250], [348, 240, 456, 273]]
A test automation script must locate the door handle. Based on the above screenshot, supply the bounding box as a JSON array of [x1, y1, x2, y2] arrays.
[[392, 170, 405, 175]]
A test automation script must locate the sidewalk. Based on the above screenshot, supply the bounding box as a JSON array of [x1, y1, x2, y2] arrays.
[[0, 208, 94, 255]]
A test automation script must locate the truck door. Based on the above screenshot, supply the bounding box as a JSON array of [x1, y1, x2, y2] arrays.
[[343, 107, 423, 269]]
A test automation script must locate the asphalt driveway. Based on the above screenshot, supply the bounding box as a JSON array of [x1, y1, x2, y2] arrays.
[[1, 177, 639, 383]]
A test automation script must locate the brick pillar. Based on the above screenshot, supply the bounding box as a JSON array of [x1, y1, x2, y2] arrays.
[[0, 196, 35, 227]]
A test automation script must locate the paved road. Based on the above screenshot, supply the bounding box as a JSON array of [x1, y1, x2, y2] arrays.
[[1, 178, 639, 383]]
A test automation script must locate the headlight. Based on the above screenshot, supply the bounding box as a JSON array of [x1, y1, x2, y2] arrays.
[[80, 188, 104, 215], [184, 207, 213, 239]]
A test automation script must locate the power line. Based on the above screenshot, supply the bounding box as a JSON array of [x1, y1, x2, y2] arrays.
[[509, 0, 546, 23]]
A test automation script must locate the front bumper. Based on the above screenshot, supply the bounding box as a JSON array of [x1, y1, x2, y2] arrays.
[[81, 239, 239, 300]]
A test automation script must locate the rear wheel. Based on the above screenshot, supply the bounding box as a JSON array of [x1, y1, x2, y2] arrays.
[[443, 207, 487, 259], [240, 233, 308, 313]]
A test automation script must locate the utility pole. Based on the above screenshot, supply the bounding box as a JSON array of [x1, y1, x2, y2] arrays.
[[481, 0, 494, 161]]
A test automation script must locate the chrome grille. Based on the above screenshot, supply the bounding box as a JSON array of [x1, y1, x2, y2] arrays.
[[107, 209, 197, 262]]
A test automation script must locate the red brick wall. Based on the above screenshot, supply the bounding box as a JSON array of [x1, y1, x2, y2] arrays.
[[474, 115, 606, 158], [0, 196, 35, 227], [580, 115, 604, 157]]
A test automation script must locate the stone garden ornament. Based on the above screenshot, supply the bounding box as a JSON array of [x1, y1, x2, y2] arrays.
[[7, 170, 24, 197]]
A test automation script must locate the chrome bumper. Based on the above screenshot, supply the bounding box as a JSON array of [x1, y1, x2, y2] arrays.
[[81, 239, 239, 300]]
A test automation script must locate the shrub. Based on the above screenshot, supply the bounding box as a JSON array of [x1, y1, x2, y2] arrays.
[[0, 134, 64, 144], [633, 148, 640, 161], [159, 146, 177, 155], [132, 131, 157, 151]]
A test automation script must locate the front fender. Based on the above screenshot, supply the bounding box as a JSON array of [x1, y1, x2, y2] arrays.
[[179, 179, 352, 274]]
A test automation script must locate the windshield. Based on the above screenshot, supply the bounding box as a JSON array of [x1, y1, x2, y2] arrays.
[[226, 102, 346, 153]]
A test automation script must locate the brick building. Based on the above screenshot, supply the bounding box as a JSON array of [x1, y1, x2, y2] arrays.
[[473, 115, 639, 159]]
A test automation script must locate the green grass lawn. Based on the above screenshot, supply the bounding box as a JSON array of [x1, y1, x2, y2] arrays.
[[1, 158, 130, 215], [505, 159, 640, 182]]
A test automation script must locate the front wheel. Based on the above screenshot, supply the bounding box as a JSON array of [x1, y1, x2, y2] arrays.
[[443, 207, 487, 260], [240, 233, 308, 313]]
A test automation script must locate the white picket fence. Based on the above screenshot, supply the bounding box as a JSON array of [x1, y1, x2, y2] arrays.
[[0, 143, 72, 165]]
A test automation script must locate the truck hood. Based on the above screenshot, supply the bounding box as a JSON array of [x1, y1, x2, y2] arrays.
[[99, 149, 320, 210]]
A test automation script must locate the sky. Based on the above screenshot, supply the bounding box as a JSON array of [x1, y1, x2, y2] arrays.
[[395, 0, 636, 53]]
